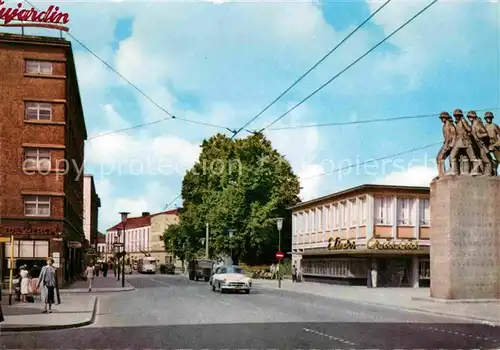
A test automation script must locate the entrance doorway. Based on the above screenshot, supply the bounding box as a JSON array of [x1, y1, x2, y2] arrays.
[[377, 257, 412, 287]]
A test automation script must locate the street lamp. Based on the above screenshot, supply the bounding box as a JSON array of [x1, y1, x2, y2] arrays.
[[276, 217, 284, 288], [115, 232, 121, 281], [228, 229, 235, 265], [119, 212, 129, 288]]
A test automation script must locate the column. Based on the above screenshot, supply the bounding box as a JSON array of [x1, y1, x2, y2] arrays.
[[414, 198, 420, 239], [367, 195, 374, 239], [391, 196, 397, 239], [411, 255, 420, 288]]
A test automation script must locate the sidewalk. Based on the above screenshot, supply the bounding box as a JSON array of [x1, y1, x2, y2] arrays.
[[255, 279, 500, 326], [1, 294, 97, 332], [61, 275, 135, 293]]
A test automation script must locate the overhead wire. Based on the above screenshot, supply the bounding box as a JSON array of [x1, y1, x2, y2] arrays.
[[23, 0, 238, 142], [164, 0, 438, 208], [266, 107, 499, 131], [230, 0, 393, 139], [258, 0, 439, 133], [302, 141, 441, 182]]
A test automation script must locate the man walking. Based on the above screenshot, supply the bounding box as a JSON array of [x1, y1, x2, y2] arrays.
[[84, 264, 95, 292], [292, 264, 297, 283]]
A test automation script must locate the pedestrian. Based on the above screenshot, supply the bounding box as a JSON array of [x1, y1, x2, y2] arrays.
[[20, 265, 30, 302], [95, 263, 100, 277], [103, 261, 109, 277], [0, 288, 4, 323], [37, 258, 57, 314], [84, 264, 95, 292], [292, 264, 297, 283]]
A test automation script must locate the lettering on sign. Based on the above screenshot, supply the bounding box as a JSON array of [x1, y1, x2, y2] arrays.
[[0, 1, 70, 32], [327, 237, 356, 250], [0, 224, 58, 236], [367, 237, 420, 250]]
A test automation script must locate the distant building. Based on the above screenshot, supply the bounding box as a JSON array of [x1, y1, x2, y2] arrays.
[[0, 33, 87, 285], [105, 209, 180, 264], [106, 212, 151, 261], [149, 209, 180, 264], [95, 232, 106, 261], [291, 184, 430, 288], [83, 174, 101, 249]]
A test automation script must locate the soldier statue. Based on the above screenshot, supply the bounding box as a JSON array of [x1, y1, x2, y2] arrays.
[[449, 109, 480, 176], [484, 111, 500, 176], [466, 110, 494, 176], [436, 112, 456, 177]]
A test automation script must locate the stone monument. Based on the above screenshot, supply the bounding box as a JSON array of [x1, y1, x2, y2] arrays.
[[431, 110, 500, 300]]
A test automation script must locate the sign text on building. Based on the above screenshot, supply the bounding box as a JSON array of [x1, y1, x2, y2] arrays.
[[367, 237, 419, 250], [0, 224, 58, 236], [327, 237, 356, 250], [0, 1, 70, 32]]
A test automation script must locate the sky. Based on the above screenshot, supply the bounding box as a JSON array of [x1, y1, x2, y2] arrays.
[[1, 0, 499, 232]]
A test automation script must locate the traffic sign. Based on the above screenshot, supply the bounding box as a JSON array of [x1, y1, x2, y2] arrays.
[[275, 251, 284, 260]]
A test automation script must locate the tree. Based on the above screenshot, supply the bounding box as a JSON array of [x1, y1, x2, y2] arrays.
[[177, 132, 300, 265]]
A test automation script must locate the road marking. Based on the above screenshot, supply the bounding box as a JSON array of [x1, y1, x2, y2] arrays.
[[218, 300, 231, 306], [195, 293, 209, 299], [303, 327, 356, 346], [427, 326, 499, 343], [151, 278, 172, 287]]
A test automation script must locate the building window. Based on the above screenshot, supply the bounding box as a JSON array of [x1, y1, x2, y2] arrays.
[[316, 207, 322, 231], [24, 195, 51, 217], [24, 149, 51, 170], [350, 200, 357, 227], [310, 210, 315, 232], [341, 202, 348, 228], [25, 60, 53, 75], [420, 199, 430, 226], [5, 240, 49, 258], [419, 259, 430, 279], [397, 198, 415, 226], [374, 197, 392, 225], [360, 197, 367, 225], [322, 206, 328, 230], [25, 102, 52, 121]]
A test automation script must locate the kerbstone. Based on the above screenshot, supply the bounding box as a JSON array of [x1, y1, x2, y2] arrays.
[[430, 176, 500, 300]]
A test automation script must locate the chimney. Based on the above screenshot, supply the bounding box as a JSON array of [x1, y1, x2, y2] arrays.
[[142, 212, 150, 217]]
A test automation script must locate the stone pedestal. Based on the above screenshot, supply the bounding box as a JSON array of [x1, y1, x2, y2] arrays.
[[430, 176, 500, 300]]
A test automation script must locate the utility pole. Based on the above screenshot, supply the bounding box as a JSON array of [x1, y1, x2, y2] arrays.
[[205, 223, 209, 259]]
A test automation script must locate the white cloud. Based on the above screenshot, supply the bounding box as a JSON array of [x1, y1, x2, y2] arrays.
[[297, 164, 324, 201], [376, 165, 436, 187], [97, 180, 177, 231]]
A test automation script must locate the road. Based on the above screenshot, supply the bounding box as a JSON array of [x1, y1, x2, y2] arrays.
[[2, 273, 500, 349]]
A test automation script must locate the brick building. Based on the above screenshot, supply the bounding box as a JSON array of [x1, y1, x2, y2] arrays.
[[83, 174, 101, 249], [0, 33, 87, 285]]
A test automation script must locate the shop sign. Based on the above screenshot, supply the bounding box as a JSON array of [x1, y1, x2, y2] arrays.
[[0, 224, 58, 236], [367, 237, 419, 250], [0, 1, 70, 32], [327, 237, 356, 250]]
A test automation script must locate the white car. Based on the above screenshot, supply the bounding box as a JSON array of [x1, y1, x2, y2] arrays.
[[211, 265, 252, 294]]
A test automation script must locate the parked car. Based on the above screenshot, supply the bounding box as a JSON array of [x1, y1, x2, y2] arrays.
[[211, 265, 252, 294]]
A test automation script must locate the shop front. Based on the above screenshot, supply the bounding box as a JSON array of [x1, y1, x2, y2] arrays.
[[0, 220, 65, 287], [299, 237, 430, 288]]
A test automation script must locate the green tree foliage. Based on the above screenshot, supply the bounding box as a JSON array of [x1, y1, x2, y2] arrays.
[[166, 132, 300, 265]]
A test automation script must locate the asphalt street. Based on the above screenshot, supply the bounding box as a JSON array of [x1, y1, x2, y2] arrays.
[[2, 273, 500, 349]]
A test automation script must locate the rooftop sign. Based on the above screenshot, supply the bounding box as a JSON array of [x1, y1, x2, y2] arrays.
[[0, 1, 69, 32]]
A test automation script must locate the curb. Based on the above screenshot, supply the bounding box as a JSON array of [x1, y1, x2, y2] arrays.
[[0, 297, 99, 333], [256, 284, 500, 327], [59, 286, 136, 294]]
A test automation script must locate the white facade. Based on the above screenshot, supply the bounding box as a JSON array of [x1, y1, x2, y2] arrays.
[[83, 175, 92, 242], [106, 224, 152, 258]]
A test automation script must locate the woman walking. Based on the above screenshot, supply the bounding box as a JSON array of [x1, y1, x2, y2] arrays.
[[85, 264, 95, 292], [37, 258, 57, 313], [20, 265, 30, 302]]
